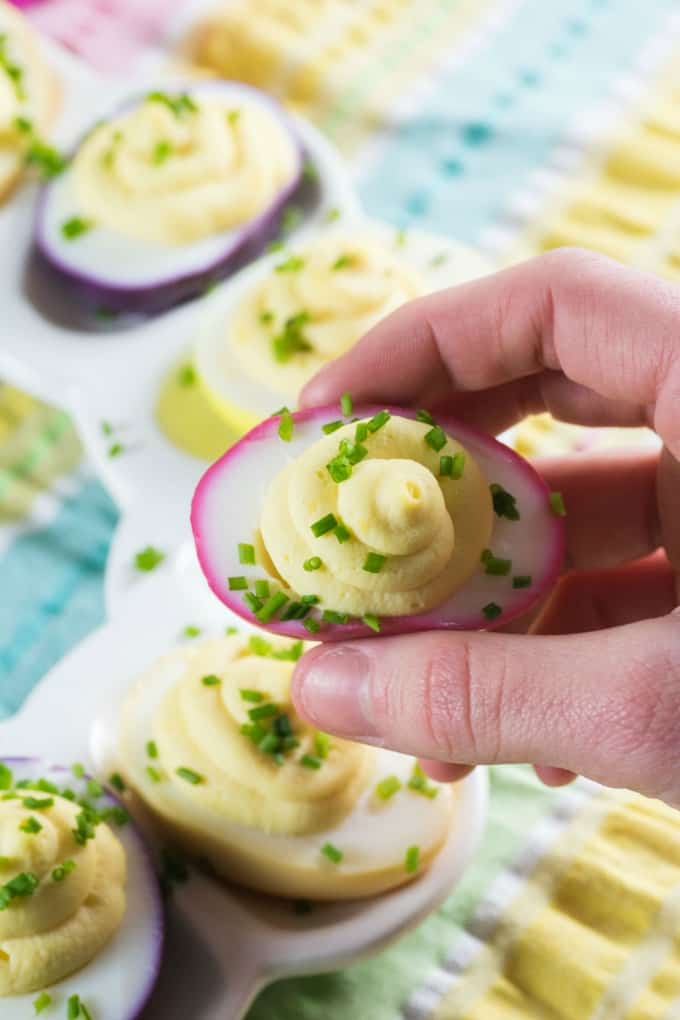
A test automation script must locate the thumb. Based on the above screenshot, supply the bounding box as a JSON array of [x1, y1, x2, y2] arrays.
[[292, 613, 680, 803]]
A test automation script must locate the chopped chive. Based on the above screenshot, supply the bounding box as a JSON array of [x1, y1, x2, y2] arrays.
[[274, 639, 304, 661], [109, 772, 125, 793], [407, 763, 439, 798], [512, 575, 532, 589], [21, 796, 53, 810], [151, 139, 173, 165], [303, 617, 321, 634], [259, 309, 274, 325], [334, 523, 352, 544], [332, 253, 357, 271], [327, 457, 352, 483], [341, 393, 353, 416], [33, 991, 52, 1013], [275, 254, 305, 273], [304, 556, 323, 571], [375, 775, 402, 800], [323, 420, 344, 434], [61, 216, 93, 240], [314, 732, 331, 758], [300, 754, 322, 769], [0, 763, 12, 790], [355, 422, 368, 442], [274, 714, 293, 738], [482, 602, 502, 621], [146, 741, 159, 760], [0, 871, 39, 910], [238, 543, 256, 565], [256, 591, 288, 622], [146, 765, 163, 783], [363, 552, 386, 573], [268, 239, 284, 253], [278, 408, 294, 442], [405, 845, 420, 874], [225, 626, 238, 635], [311, 513, 338, 537], [301, 594, 320, 605], [67, 995, 81, 1020], [339, 438, 367, 465], [227, 108, 240, 125], [134, 545, 165, 572], [52, 859, 76, 882], [248, 703, 278, 721], [20, 817, 42, 834], [228, 576, 248, 591], [490, 483, 520, 521], [324, 207, 340, 222], [254, 579, 271, 599], [367, 410, 391, 433], [362, 614, 381, 633], [100, 420, 114, 436], [425, 425, 447, 452], [321, 842, 343, 864], [258, 733, 281, 755], [322, 609, 349, 624], [244, 592, 263, 613], [178, 363, 196, 387], [249, 635, 273, 657], [440, 453, 465, 478], [183, 625, 201, 638], [439, 455, 454, 477], [416, 409, 435, 425], [549, 491, 566, 516], [14, 115, 32, 134], [108, 442, 124, 458], [176, 767, 204, 785], [282, 602, 310, 621], [240, 688, 264, 703], [480, 549, 512, 576], [87, 778, 103, 799], [72, 763, 85, 779]]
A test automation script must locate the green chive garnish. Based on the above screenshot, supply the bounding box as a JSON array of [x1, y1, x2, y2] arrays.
[[490, 483, 520, 521], [322, 609, 349, 624], [228, 576, 248, 591], [362, 614, 381, 632], [325, 207, 340, 222], [334, 523, 351, 543], [275, 254, 305, 273], [178, 363, 196, 387], [0, 871, 39, 910], [176, 767, 204, 785], [300, 754, 322, 769], [332, 254, 357, 271], [0, 763, 13, 790], [321, 842, 343, 864], [152, 139, 172, 164], [282, 602, 310, 621], [146, 766, 163, 783], [304, 556, 323, 571], [86, 778, 103, 798], [416, 409, 435, 425], [480, 549, 512, 576], [67, 995, 81, 1020], [363, 552, 386, 573], [21, 797, 53, 810], [405, 845, 420, 873], [109, 772, 125, 793], [238, 543, 256, 565], [314, 732, 331, 758], [227, 109, 240, 125], [259, 309, 274, 325], [248, 703, 278, 721], [61, 216, 92, 240], [327, 457, 352, 483], [134, 545, 165, 572], [52, 859, 76, 882], [482, 602, 502, 621], [440, 452, 465, 479], [256, 591, 288, 622], [323, 420, 344, 434], [146, 741, 159, 759], [367, 410, 390, 433], [425, 425, 447, 452], [71, 763, 85, 779], [311, 513, 338, 537], [108, 442, 124, 458], [355, 422, 368, 442], [278, 408, 294, 442], [375, 775, 402, 800], [512, 575, 532, 589], [240, 689, 263, 703], [183, 625, 201, 638], [341, 393, 353, 416], [20, 817, 42, 834], [549, 491, 566, 516], [33, 991, 52, 1014], [408, 763, 438, 798], [225, 626, 238, 635], [249, 635, 273, 657], [244, 592, 263, 613], [301, 595, 320, 605], [304, 617, 321, 633]]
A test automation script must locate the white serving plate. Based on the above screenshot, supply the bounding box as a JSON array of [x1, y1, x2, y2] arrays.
[[0, 552, 488, 1020], [0, 38, 361, 613]]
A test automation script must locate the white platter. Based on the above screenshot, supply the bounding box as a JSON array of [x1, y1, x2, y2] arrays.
[[0, 554, 488, 1020]]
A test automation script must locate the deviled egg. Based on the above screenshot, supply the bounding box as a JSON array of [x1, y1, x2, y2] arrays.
[[0, 0, 60, 203], [193, 221, 492, 427], [115, 633, 455, 900], [35, 82, 305, 313], [192, 404, 565, 640], [0, 757, 162, 1020]]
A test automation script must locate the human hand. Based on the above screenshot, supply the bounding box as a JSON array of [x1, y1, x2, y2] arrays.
[[291, 248, 680, 804]]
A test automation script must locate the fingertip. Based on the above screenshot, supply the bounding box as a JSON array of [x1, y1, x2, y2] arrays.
[[419, 760, 474, 783], [534, 765, 578, 787]]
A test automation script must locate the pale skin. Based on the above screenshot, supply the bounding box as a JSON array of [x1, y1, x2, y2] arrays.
[[291, 248, 680, 806]]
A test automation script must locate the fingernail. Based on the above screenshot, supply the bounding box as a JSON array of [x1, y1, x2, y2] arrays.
[[295, 645, 381, 742]]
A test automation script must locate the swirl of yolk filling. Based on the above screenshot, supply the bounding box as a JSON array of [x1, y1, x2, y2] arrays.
[[259, 415, 494, 616], [0, 795, 125, 996], [72, 94, 299, 244]]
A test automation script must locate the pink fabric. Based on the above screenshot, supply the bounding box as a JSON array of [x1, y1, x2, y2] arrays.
[[15, 0, 180, 73]]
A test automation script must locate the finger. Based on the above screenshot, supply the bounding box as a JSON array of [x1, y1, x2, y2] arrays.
[[419, 761, 474, 783], [536, 450, 660, 570], [301, 248, 680, 457], [533, 766, 577, 787], [532, 551, 676, 635], [292, 612, 680, 803]]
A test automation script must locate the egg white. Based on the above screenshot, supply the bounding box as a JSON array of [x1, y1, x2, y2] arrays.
[[1, 759, 162, 1020], [112, 642, 456, 900], [192, 219, 493, 429]]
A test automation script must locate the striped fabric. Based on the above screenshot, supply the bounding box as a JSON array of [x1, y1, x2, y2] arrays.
[[2, 3, 680, 1019]]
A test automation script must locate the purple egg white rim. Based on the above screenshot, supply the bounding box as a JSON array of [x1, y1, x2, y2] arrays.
[[191, 404, 566, 641], [33, 80, 305, 305], [1, 756, 165, 1020]]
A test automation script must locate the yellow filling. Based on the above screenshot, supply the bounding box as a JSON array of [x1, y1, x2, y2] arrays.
[[73, 94, 298, 244], [259, 415, 493, 616], [229, 232, 423, 397], [0, 794, 126, 996]]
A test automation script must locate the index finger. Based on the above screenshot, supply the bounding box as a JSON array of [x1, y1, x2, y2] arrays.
[[300, 248, 680, 458]]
